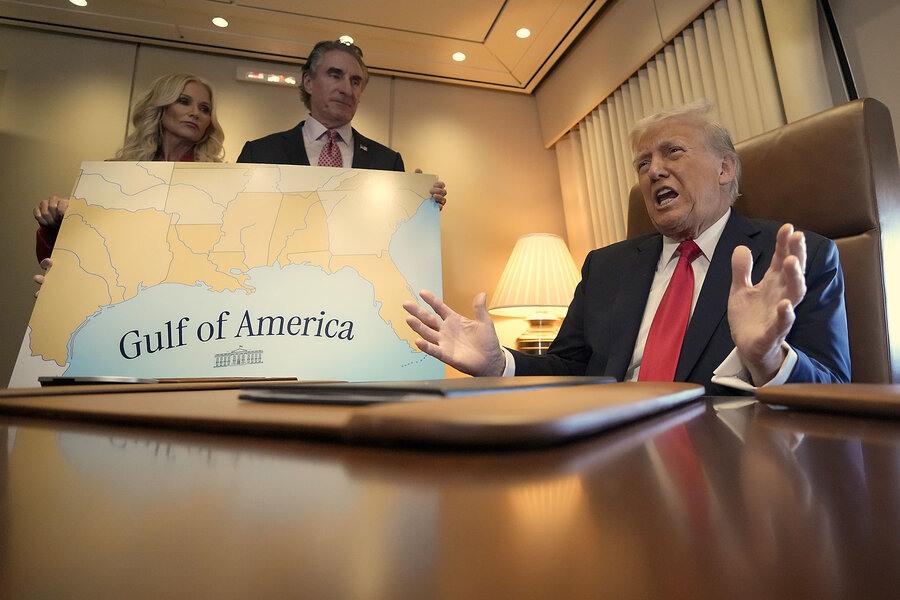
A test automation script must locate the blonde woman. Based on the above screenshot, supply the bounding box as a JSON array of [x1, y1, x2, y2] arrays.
[[33, 73, 225, 263]]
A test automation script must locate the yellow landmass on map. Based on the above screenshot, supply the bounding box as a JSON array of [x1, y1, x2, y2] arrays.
[[213, 192, 281, 267], [25, 165, 438, 371], [173, 223, 250, 288], [283, 250, 333, 270], [29, 198, 174, 364], [207, 251, 251, 281], [53, 207, 123, 298], [76, 202, 174, 298], [174, 223, 222, 253], [165, 228, 248, 291], [320, 174, 427, 257], [28, 225, 117, 366], [331, 252, 418, 349], [164, 163, 254, 225], [273, 193, 330, 266]]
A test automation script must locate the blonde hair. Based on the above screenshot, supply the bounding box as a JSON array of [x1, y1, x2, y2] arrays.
[[630, 102, 741, 203], [115, 73, 225, 162]]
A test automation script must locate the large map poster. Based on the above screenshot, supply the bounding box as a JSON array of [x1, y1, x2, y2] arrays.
[[9, 162, 444, 387]]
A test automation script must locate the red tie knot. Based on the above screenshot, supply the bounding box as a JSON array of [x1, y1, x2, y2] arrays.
[[318, 129, 343, 167], [678, 240, 701, 264]]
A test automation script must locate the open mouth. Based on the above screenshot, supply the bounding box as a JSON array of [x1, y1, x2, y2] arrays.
[[655, 186, 679, 207]]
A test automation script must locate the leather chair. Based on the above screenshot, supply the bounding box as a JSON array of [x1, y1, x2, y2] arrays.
[[627, 98, 900, 383]]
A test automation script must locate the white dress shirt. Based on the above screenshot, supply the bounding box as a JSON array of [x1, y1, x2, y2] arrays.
[[302, 116, 354, 167]]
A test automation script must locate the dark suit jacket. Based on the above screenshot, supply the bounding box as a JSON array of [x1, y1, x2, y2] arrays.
[[512, 211, 851, 394], [236, 121, 405, 171]]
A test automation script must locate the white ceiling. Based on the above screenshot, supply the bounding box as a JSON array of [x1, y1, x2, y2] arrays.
[[0, 0, 610, 93]]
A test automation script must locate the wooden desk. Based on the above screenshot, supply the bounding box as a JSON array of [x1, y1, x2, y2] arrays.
[[1, 395, 898, 599]]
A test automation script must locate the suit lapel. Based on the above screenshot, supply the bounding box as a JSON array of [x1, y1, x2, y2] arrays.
[[676, 212, 762, 379], [286, 121, 311, 166], [350, 127, 371, 169], [606, 235, 660, 377]]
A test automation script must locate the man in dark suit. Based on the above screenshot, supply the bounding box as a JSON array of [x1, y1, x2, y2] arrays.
[[402, 105, 851, 393], [237, 40, 446, 205]]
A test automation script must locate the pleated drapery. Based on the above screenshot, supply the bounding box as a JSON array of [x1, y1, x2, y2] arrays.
[[555, 0, 785, 259]]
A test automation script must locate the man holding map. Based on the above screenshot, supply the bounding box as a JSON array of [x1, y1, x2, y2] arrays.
[[237, 39, 447, 208]]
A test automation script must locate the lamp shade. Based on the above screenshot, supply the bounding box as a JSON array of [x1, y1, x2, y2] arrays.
[[488, 233, 581, 318]]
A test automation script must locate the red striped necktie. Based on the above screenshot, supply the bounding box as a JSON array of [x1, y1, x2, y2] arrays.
[[638, 239, 701, 382]]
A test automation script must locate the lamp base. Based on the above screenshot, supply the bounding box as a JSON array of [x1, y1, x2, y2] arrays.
[[515, 316, 560, 355]]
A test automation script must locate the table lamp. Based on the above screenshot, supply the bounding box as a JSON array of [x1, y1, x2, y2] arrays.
[[487, 233, 581, 355]]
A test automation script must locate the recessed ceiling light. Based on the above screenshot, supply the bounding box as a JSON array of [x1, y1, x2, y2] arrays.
[[516, 28, 531, 39], [452, 52, 466, 62], [212, 17, 229, 28], [339, 35, 354, 45], [69, 0, 88, 6]]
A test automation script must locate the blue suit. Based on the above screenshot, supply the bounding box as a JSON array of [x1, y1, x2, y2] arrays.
[[236, 121, 405, 171], [512, 211, 851, 394]]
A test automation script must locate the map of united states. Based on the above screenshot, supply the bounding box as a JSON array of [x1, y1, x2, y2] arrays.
[[11, 162, 443, 386]]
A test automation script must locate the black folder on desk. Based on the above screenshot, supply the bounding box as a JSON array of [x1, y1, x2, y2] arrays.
[[239, 376, 615, 406]]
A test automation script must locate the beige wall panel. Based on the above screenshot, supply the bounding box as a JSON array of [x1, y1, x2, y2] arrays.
[[350, 75, 394, 152], [828, 0, 900, 164], [391, 78, 567, 344], [0, 25, 136, 385], [534, 0, 661, 148]]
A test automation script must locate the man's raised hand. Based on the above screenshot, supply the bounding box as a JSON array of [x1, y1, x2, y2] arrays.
[[728, 223, 807, 385], [403, 290, 506, 376]]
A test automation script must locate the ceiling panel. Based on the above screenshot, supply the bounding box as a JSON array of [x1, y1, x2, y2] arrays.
[[242, 0, 507, 41], [0, 0, 603, 93], [486, 0, 610, 87]]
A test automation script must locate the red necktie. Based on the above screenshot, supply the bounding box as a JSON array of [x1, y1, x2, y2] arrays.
[[639, 240, 701, 382], [317, 129, 343, 167], [641, 240, 709, 530]]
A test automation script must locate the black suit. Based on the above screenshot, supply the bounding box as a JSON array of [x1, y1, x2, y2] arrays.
[[512, 211, 851, 394], [236, 121, 405, 171]]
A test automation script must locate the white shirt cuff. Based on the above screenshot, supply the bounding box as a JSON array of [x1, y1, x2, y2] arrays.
[[711, 342, 797, 391], [501, 346, 516, 377]]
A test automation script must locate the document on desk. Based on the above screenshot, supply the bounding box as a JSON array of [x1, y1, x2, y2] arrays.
[[239, 376, 616, 405], [755, 383, 900, 418]]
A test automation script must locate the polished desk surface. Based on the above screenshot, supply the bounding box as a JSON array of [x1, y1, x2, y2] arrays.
[[1, 395, 898, 599]]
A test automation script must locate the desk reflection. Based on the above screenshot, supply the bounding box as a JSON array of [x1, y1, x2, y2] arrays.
[[1, 398, 899, 600]]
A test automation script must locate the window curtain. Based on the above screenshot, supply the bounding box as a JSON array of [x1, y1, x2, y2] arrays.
[[556, 0, 785, 261]]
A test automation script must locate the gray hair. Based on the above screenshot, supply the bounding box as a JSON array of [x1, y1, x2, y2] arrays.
[[630, 102, 741, 203], [299, 40, 369, 110]]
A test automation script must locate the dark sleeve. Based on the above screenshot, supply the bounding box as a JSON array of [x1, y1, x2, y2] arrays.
[[236, 142, 253, 164], [36, 226, 57, 263], [392, 152, 405, 172], [785, 236, 851, 383]]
